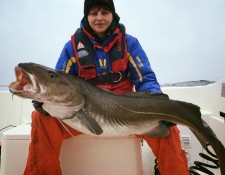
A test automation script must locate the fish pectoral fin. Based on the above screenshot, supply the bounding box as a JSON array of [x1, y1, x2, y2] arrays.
[[76, 108, 103, 135], [142, 123, 170, 137]]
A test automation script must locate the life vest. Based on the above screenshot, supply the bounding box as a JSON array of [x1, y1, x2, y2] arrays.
[[71, 24, 134, 93]]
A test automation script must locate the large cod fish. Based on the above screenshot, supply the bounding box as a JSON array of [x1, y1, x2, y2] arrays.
[[9, 63, 225, 175]]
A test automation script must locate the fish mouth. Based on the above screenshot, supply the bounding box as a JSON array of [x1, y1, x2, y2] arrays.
[[9, 66, 40, 97]]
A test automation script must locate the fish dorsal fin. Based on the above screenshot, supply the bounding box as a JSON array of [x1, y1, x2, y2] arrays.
[[76, 108, 103, 135], [150, 93, 169, 99], [142, 122, 170, 137]]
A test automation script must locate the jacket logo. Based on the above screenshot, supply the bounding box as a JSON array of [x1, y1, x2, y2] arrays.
[[77, 50, 89, 58], [99, 59, 107, 68], [136, 56, 144, 68], [117, 37, 122, 52], [77, 42, 85, 50]]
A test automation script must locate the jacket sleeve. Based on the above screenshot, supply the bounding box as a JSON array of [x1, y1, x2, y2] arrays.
[[55, 40, 78, 76], [126, 34, 161, 94]]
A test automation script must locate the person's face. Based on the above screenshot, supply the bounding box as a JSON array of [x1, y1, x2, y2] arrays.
[[87, 6, 113, 38]]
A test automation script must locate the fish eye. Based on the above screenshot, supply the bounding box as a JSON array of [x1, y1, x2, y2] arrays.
[[49, 71, 57, 79]]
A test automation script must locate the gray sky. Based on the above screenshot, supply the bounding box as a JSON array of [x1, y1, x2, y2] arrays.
[[0, 0, 225, 86]]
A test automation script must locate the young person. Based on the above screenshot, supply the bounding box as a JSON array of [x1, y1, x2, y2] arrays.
[[25, 0, 189, 174]]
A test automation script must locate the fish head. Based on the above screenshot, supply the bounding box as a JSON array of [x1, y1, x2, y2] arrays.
[[9, 62, 84, 106]]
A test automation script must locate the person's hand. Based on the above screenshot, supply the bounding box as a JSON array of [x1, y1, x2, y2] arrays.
[[32, 100, 49, 115]]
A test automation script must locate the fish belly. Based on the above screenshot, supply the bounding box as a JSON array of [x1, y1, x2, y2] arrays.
[[62, 117, 160, 137]]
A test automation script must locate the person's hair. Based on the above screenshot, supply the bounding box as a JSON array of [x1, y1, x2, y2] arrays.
[[88, 5, 113, 15]]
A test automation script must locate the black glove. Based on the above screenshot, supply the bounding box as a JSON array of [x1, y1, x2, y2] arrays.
[[32, 100, 49, 115], [161, 120, 177, 127]]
